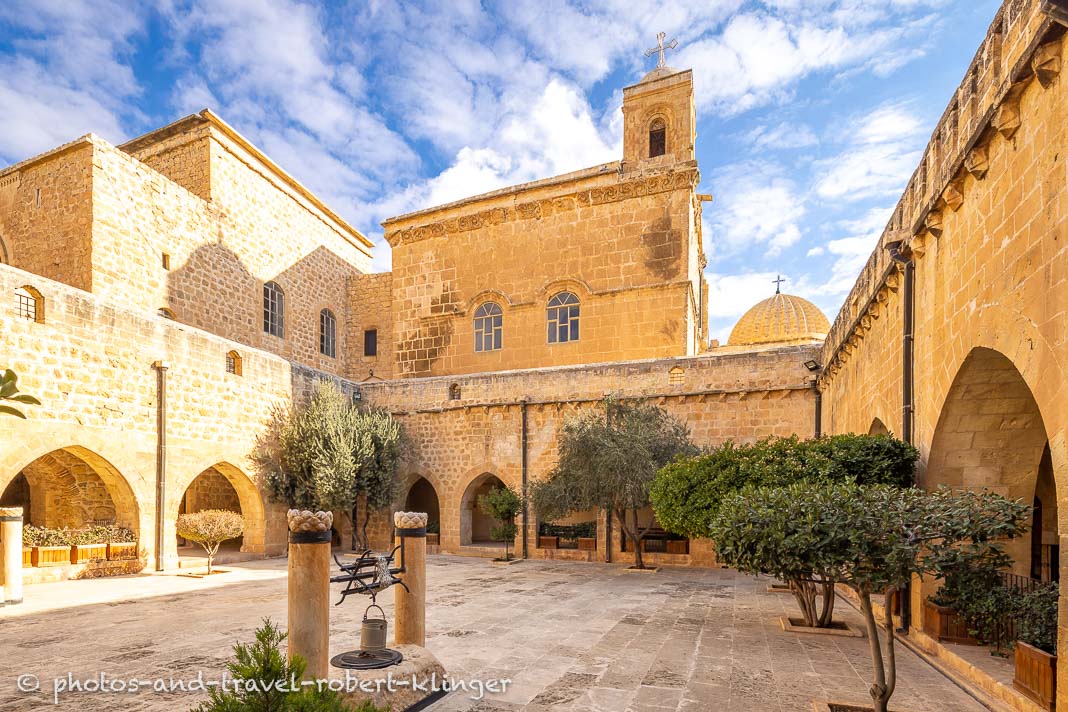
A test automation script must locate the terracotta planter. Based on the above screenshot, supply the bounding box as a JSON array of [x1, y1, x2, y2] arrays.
[[425, 533, 439, 546], [538, 536, 559, 549], [71, 543, 107, 564], [23, 547, 32, 567], [922, 599, 978, 645], [1014, 640, 1056, 710], [107, 542, 138, 560], [666, 540, 688, 555], [32, 545, 72, 567], [577, 537, 596, 551]]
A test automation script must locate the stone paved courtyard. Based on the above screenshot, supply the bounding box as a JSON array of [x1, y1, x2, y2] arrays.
[[0, 555, 989, 711]]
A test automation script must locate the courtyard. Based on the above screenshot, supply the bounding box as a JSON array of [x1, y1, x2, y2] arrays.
[[0, 555, 990, 712]]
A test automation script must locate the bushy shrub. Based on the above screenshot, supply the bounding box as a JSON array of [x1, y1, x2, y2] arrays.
[[1016, 582, 1059, 654], [23, 524, 137, 547]]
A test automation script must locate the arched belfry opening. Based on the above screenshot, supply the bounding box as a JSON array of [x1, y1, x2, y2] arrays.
[[649, 117, 666, 158]]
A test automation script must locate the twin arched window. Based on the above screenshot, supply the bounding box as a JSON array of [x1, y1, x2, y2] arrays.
[[320, 308, 336, 358], [547, 292, 580, 343], [474, 302, 502, 352], [263, 281, 284, 337]]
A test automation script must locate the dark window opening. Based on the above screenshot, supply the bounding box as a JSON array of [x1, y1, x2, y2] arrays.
[[649, 118, 666, 158], [319, 309, 336, 358], [364, 329, 378, 357], [263, 282, 284, 337]]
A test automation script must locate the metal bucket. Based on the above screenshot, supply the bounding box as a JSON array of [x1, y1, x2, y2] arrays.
[[361, 604, 388, 651]]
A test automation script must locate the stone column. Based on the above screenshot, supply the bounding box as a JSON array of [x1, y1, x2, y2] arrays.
[[287, 509, 332, 679], [394, 511, 428, 647], [1, 507, 24, 605]]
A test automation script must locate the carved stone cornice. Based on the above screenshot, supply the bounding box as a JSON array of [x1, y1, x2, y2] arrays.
[[965, 145, 990, 179], [386, 167, 699, 247], [1032, 39, 1063, 87]]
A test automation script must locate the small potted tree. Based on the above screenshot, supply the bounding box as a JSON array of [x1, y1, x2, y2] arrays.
[[479, 485, 521, 562], [538, 523, 559, 550], [1013, 581, 1058, 710], [176, 510, 244, 575], [576, 521, 597, 551], [425, 520, 440, 547]]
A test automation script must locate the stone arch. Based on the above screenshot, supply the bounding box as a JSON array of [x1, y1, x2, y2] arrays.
[[404, 477, 440, 530], [459, 472, 507, 546], [0, 446, 140, 533], [170, 462, 266, 557], [0, 232, 8, 263], [925, 347, 1053, 576], [868, 418, 890, 436]]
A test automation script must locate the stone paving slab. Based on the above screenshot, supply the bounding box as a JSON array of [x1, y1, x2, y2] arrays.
[[0, 555, 987, 711]]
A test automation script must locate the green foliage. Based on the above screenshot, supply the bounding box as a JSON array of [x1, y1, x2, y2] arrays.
[[650, 434, 918, 540], [531, 399, 697, 568], [425, 520, 440, 535], [176, 510, 245, 574], [479, 485, 522, 560], [22, 524, 135, 547], [711, 481, 1029, 712], [351, 408, 403, 549], [192, 619, 378, 711], [0, 368, 41, 419], [930, 547, 1016, 649], [23, 525, 70, 547], [1015, 582, 1059, 654]]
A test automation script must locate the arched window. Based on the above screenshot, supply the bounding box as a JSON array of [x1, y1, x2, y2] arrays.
[[263, 281, 284, 337], [157, 307, 175, 320], [0, 235, 9, 264], [547, 292, 580, 344], [473, 302, 502, 352], [449, 383, 461, 401], [320, 308, 337, 358], [15, 286, 44, 323], [226, 350, 243, 376], [649, 118, 666, 158]]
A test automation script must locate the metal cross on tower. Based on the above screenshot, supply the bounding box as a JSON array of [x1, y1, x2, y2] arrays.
[[644, 32, 678, 69], [773, 275, 786, 294]]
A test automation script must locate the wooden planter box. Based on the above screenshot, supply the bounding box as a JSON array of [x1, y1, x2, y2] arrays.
[[538, 536, 559, 549], [666, 540, 689, 555], [577, 537, 596, 551], [23, 547, 32, 567], [1014, 641, 1056, 710], [425, 533, 439, 546], [32, 545, 72, 567], [922, 599, 978, 645], [71, 543, 107, 564], [107, 542, 138, 560]]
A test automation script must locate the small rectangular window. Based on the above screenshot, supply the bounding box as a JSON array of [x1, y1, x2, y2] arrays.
[[162, 253, 171, 270], [364, 329, 378, 357]]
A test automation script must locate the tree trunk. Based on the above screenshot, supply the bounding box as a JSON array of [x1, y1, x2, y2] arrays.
[[789, 578, 820, 627], [360, 505, 371, 552], [349, 505, 360, 551], [616, 508, 646, 569], [859, 588, 890, 712], [818, 577, 836, 627]]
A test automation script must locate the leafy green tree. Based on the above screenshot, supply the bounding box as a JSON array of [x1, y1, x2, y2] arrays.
[[478, 485, 522, 561], [192, 618, 382, 711], [350, 409, 402, 551], [710, 482, 1029, 712], [0, 369, 40, 418], [532, 400, 698, 569], [650, 433, 918, 626], [176, 510, 245, 574]]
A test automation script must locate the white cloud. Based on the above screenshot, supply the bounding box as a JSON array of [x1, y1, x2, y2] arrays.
[[796, 206, 894, 297], [707, 162, 805, 258], [705, 271, 783, 342], [745, 121, 819, 150]]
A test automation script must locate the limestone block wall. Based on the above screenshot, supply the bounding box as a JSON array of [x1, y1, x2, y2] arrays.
[[0, 261, 348, 568], [0, 139, 95, 291], [383, 165, 704, 377], [349, 272, 394, 380], [360, 345, 819, 563]]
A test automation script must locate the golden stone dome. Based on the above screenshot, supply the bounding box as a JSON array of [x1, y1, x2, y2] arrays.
[[728, 293, 830, 346]]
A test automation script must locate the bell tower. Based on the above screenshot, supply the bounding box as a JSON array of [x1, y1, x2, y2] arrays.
[[621, 37, 696, 171]]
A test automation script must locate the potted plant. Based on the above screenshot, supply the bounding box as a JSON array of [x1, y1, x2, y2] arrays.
[[538, 526, 559, 549], [70, 526, 108, 564], [106, 525, 138, 560], [576, 522, 597, 550], [425, 520, 440, 547], [27, 525, 73, 566], [478, 484, 521, 562], [1013, 582, 1058, 710], [924, 548, 1009, 648]]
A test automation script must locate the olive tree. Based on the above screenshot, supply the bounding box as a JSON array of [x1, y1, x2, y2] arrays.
[[650, 434, 918, 628], [710, 482, 1029, 712], [350, 409, 402, 551], [176, 509, 245, 574], [0, 369, 40, 419], [478, 485, 522, 561], [531, 400, 698, 569]]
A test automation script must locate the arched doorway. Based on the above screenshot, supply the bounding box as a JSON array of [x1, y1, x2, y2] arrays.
[[925, 347, 1056, 578], [174, 463, 265, 561], [868, 418, 890, 436], [404, 477, 440, 532], [460, 473, 507, 546], [0, 446, 139, 532]]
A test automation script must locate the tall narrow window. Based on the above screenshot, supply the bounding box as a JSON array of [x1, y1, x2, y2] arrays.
[[226, 350, 243, 376], [649, 118, 666, 158], [547, 292, 580, 344], [473, 302, 503, 352], [263, 281, 284, 337], [320, 308, 337, 358], [15, 286, 44, 323], [364, 329, 378, 357]]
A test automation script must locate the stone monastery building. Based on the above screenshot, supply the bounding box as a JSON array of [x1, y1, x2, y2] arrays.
[[1, 0, 1067, 696]]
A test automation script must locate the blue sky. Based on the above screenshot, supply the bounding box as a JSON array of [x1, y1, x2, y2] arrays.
[[0, 0, 1001, 342]]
